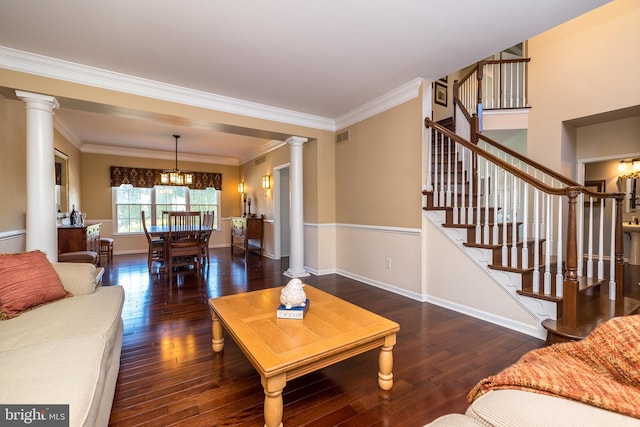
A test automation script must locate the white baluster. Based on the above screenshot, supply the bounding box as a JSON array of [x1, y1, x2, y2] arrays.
[[475, 165, 481, 244], [453, 141, 458, 224], [609, 200, 616, 299], [556, 199, 563, 298], [544, 193, 551, 295], [468, 151, 474, 227], [483, 159, 490, 244], [433, 131, 439, 207], [521, 182, 529, 269], [446, 137, 452, 207], [522, 62, 527, 107], [502, 172, 509, 267], [426, 125, 433, 193], [511, 175, 518, 268], [532, 189, 540, 292], [460, 147, 467, 224], [597, 200, 604, 280], [439, 134, 445, 207], [577, 193, 584, 276], [492, 164, 499, 244], [587, 198, 594, 278]]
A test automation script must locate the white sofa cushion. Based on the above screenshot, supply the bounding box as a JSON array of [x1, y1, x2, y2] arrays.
[[0, 286, 124, 352], [465, 390, 640, 427], [425, 413, 485, 426], [0, 334, 118, 427], [53, 262, 98, 296]]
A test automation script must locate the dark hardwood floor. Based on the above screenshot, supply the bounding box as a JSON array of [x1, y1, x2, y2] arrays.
[[107, 248, 637, 426]]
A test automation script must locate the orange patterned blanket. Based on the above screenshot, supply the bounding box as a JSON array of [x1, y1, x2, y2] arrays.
[[468, 315, 640, 418]]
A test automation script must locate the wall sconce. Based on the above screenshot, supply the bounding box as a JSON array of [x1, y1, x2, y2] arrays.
[[262, 175, 271, 190], [238, 182, 245, 193], [619, 160, 628, 172]]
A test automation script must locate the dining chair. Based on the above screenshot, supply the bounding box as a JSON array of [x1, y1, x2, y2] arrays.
[[167, 211, 202, 283], [161, 210, 170, 227], [200, 210, 214, 265], [142, 211, 164, 272]]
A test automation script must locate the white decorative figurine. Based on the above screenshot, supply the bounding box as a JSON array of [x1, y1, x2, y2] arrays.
[[280, 278, 307, 309]]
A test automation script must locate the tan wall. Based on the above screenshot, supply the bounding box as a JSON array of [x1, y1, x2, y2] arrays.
[[336, 96, 423, 228], [53, 130, 82, 211], [527, 0, 640, 176], [577, 116, 640, 161], [239, 144, 289, 220], [0, 95, 27, 232]]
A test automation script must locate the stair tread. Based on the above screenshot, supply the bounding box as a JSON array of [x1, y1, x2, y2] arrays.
[[542, 295, 640, 342], [466, 238, 545, 250]]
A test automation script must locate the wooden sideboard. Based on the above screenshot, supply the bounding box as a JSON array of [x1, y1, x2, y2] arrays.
[[58, 223, 101, 255], [230, 216, 263, 259]]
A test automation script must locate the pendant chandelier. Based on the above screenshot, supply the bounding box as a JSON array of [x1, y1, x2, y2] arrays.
[[160, 134, 193, 185]]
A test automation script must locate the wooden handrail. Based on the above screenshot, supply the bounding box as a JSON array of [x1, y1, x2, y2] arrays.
[[480, 58, 532, 66], [426, 117, 567, 196], [476, 133, 624, 201]]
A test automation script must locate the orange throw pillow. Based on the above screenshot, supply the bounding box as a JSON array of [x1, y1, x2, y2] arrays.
[[0, 251, 67, 319]]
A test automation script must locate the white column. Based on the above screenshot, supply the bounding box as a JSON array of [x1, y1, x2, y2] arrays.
[[16, 91, 60, 262], [284, 136, 310, 278]]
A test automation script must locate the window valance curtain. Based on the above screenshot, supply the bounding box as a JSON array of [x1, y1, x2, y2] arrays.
[[109, 166, 222, 190]]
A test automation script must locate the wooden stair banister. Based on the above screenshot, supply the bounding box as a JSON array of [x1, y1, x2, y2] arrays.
[[424, 114, 633, 343]]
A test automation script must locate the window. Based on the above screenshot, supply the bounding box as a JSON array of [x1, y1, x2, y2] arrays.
[[113, 185, 220, 234]]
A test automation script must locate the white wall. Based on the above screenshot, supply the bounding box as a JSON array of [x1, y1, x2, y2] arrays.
[[336, 224, 422, 300], [527, 0, 640, 177], [423, 217, 540, 336]]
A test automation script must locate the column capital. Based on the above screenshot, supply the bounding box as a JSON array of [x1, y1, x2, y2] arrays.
[[286, 136, 308, 146], [16, 90, 60, 110]]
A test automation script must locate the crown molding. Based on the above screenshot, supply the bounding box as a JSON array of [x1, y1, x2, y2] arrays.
[[2, 46, 425, 136], [240, 140, 288, 165], [0, 46, 335, 131], [80, 143, 240, 166], [53, 115, 83, 150], [334, 78, 423, 130]]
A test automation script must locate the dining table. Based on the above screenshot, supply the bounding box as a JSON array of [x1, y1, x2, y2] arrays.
[[146, 225, 213, 237], [146, 225, 213, 267]]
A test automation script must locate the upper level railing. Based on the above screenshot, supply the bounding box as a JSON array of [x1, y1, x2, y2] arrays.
[[453, 58, 530, 131]]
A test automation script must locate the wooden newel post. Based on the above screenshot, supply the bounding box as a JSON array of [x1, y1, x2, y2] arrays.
[[452, 79, 459, 129], [476, 61, 484, 110], [565, 187, 580, 282], [471, 114, 479, 143], [562, 187, 580, 329]]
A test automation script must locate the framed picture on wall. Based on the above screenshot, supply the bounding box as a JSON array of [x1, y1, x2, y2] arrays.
[[584, 179, 605, 207], [434, 82, 447, 107]]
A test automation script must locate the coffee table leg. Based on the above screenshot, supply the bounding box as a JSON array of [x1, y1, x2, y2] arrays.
[[262, 374, 286, 427], [211, 309, 224, 352], [378, 334, 396, 390]]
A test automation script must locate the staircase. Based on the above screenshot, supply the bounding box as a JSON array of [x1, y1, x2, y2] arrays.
[[423, 60, 640, 344]]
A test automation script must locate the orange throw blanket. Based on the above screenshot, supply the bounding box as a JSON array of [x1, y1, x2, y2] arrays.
[[468, 315, 640, 418]]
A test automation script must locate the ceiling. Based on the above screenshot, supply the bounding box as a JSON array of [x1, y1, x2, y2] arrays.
[[0, 0, 610, 164]]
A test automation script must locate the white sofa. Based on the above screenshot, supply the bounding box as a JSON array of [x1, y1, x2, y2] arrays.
[[427, 389, 640, 426], [427, 314, 640, 426], [0, 262, 124, 427]]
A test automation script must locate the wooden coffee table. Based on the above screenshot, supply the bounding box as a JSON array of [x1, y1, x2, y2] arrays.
[[209, 285, 400, 427]]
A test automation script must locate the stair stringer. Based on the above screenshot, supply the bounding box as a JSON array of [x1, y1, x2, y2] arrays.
[[424, 209, 556, 338]]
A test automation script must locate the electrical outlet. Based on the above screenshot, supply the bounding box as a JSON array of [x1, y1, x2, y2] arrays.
[[386, 258, 392, 269]]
